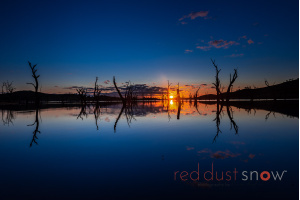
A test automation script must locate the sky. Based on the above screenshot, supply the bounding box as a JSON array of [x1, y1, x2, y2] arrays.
[[0, 0, 298, 96]]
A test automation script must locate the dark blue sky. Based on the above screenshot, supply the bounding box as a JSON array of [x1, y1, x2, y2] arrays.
[[0, 0, 298, 94]]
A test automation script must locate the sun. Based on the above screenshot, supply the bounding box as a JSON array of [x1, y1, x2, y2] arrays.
[[170, 96, 173, 99]]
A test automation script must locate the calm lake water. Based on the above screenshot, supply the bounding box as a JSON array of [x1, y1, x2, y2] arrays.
[[0, 101, 298, 199]]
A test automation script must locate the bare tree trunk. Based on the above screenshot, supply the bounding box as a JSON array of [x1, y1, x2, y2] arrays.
[[211, 59, 222, 104], [27, 61, 40, 106], [226, 69, 238, 102], [113, 76, 126, 106]]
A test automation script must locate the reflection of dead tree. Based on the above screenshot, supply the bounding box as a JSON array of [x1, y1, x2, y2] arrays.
[[213, 103, 223, 143], [265, 111, 276, 121], [77, 106, 87, 120], [167, 101, 171, 122], [77, 88, 87, 105], [114, 106, 124, 132], [226, 106, 239, 134], [211, 59, 222, 103], [1, 110, 15, 126], [94, 105, 101, 130], [226, 69, 238, 102], [177, 101, 181, 120], [114, 104, 137, 132], [194, 87, 200, 104], [27, 61, 40, 105], [28, 107, 41, 147], [94, 77, 102, 105], [124, 106, 136, 127]]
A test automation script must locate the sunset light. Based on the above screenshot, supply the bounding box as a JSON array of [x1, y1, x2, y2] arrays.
[[170, 96, 173, 99]]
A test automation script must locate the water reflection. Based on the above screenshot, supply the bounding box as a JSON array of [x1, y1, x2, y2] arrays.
[[0, 100, 298, 199], [28, 106, 41, 147]]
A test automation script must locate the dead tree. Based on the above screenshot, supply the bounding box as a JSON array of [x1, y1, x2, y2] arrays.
[[211, 59, 223, 103], [194, 87, 200, 103], [167, 80, 172, 101], [27, 61, 40, 105], [226, 69, 238, 102], [76, 88, 87, 105], [113, 76, 126, 106], [2, 81, 15, 94], [176, 82, 181, 102], [94, 77, 101, 105]]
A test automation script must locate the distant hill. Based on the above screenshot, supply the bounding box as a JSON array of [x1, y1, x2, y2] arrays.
[[199, 79, 299, 100], [0, 90, 119, 103]]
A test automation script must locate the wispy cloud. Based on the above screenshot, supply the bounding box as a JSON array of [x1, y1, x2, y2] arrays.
[[179, 11, 209, 23], [196, 39, 239, 51], [247, 39, 254, 44], [225, 53, 244, 58], [185, 49, 193, 53]]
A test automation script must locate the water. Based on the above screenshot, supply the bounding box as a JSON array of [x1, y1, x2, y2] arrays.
[[0, 101, 298, 199]]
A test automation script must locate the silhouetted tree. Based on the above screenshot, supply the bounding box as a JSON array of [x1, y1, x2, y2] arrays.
[[113, 76, 126, 106], [167, 80, 172, 101], [211, 59, 222, 103], [176, 82, 181, 102], [2, 81, 15, 94], [27, 61, 40, 105], [94, 77, 101, 105], [76, 88, 87, 105], [226, 69, 238, 102]]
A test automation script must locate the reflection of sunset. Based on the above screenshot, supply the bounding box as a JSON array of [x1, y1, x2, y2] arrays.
[[170, 100, 173, 105]]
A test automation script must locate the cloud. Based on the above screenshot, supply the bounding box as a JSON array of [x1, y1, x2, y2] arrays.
[[211, 150, 240, 159], [104, 80, 110, 84], [247, 39, 254, 44], [249, 154, 255, 159], [196, 46, 211, 51], [197, 39, 239, 51], [185, 49, 193, 53], [197, 149, 240, 159], [239, 35, 247, 40], [209, 40, 239, 49], [226, 53, 244, 58], [179, 11, 209, 22], [186, 146, 195, 151]]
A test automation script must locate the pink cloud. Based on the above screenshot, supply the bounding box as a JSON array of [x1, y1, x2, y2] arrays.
[[249, 154, 255, 159], [104, 80, 110, 84], [226, 53, 244, 58], [209, 40, 239, 49], [179, 11, 209, 22], [211, 150, 240, 159], [186, 146, 195, 151], [185, 49, 193, 53], [239, 35, 247, 40], [248, 39, 254, 44]]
